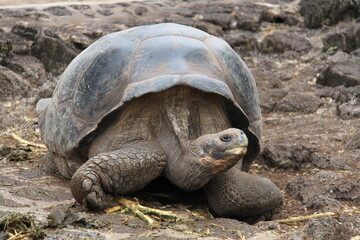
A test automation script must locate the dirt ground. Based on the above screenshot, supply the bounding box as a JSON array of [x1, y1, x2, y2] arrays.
[[0, 0, 359, 239]]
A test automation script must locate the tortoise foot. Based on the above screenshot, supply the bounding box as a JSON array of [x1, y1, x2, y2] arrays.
[[70, 141, 167, 210], [38, 152, 59, 176], [204, 167, 283, 221], [241, 206, 281, 223], [39, 152, 74, 179], [71, 163, 115, 210]]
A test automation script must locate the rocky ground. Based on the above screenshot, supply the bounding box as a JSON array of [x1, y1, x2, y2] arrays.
[[0, 0, 359, 239]]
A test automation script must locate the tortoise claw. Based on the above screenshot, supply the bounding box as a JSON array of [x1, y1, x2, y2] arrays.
[[82, 184, 114, 210], [71, 166, 114, 210]]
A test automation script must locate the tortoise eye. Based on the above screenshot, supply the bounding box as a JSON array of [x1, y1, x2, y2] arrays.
[[220, 135, 232, 142]]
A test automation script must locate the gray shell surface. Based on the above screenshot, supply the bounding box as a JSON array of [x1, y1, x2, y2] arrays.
[[37, 23, 261, 170]]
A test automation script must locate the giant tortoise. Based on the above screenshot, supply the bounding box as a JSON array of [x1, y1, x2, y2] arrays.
[[37, 23, 282, 219]]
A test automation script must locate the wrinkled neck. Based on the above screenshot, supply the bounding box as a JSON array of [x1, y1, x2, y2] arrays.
[[156, 86, 233, 191], [164, 141, 215, 191]]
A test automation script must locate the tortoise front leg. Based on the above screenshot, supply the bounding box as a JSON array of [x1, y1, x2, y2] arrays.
[[70, 141, 167, 210], [204, 167, 283, 221]]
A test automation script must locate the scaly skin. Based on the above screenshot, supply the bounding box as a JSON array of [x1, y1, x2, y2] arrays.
[[70, 141, 166, 210], [204, 167, 283, 220]]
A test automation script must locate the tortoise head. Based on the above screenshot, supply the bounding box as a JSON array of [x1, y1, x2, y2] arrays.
[[190, 128, 248, 165], [168, 128, 248, 191]]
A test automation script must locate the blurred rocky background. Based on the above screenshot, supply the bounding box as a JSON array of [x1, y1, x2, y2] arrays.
[[0, 0, 359, 239]]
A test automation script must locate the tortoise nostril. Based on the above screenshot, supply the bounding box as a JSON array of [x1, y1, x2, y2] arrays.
[[240, 131, 247, 139]]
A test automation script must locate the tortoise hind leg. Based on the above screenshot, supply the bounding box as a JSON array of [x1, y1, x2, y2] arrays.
[[204, 167, 282, 222], [38, 152, 60, 176], [39, 152, 78, 179], [70, 140, 167, 210]]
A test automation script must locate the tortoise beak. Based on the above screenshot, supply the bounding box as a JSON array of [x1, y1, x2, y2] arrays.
[[224, 130, 248, 155], [225, 145, 247, 155]]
